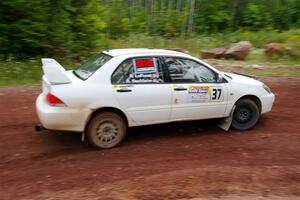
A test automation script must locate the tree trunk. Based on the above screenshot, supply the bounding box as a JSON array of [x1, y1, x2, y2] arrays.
[[176, 0, 182, 12], [104, 0, 110, 48], [130, 0, 134, 19], [187, 0, 195, 33], [231, 0, 240, 31]]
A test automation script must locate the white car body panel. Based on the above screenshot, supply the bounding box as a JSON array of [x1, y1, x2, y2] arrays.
[[36, 48, 275, 132], [170, 83, 228, 120], [113, 84, 172, 125]]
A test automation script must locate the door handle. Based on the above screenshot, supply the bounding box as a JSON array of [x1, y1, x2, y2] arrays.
[[116, 89, 132, 93], [174, 87, 187, 91]]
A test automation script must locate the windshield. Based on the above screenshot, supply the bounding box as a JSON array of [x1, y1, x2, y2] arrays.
[[73, 53, 112, 80]]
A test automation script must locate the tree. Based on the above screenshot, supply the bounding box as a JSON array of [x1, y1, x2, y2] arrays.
[[47, 0, 73, 57], [0, 0, 299, 59], [0, 0, 49, 59], [187, 0, 195, 33], [242, 2, 272, 30], [194, 0, 231, 33], [70, 0, 107, 58]]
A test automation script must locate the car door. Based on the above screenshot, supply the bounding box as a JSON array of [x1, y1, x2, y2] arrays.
[[162, 56, 228, 120], [111, 56, 172, 125]]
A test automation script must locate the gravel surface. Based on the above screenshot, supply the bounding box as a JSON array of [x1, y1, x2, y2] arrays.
[[0, 78, 299, 200]]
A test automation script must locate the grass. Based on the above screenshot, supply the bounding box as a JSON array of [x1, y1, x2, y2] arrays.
[[204, 58, 300, 77], [1, 30, 300, 86], [0, 59, 76, 86], [0, 53, 298, 87], [0, 59, 41, 86], [107, 29, 300, 56]]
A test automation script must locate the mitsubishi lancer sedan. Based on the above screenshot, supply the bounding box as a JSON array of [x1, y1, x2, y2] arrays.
[[36, 48, 275, 148]]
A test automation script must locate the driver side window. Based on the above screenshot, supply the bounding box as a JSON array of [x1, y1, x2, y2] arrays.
[[164, 57, 217, 83], [111, 57, 165, 84]]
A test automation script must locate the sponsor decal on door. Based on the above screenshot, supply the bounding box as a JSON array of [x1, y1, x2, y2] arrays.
[[187, 86, 223, 103]]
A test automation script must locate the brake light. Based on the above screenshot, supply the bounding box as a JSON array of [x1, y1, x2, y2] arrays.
[[46, 93, 65, 105]]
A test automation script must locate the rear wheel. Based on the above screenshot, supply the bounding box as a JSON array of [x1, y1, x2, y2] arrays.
[[86, 112, 127, 149], [231, 99, 260, 130]]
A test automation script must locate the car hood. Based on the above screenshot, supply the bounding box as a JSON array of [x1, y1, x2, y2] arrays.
[[222, 72, 263, 86]]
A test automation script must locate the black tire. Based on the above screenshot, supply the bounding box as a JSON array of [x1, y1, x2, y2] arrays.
[[86, 112, 127, 149], [231, 99, 260, 130]]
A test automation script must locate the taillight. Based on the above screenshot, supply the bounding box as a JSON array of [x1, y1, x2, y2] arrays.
[[46, 93, 65, 105]]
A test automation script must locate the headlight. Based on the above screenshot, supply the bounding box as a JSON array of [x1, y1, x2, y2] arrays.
[[263, 84, 271, 94]]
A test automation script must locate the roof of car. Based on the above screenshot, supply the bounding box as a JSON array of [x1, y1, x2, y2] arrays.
[[103, 48, 188, 57]]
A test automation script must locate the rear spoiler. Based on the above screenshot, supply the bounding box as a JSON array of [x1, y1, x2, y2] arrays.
[[41, 58, 71, 85]]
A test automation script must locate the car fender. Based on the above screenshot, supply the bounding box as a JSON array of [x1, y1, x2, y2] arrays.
[[225, 83, 265, 116]]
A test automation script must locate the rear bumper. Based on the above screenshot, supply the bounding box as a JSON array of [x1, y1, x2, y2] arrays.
[[260, 93, 275, 114], [35, 94, 90, 132]]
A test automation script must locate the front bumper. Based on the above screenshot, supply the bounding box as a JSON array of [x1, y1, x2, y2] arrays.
[[35, 94, 90, 132], [260, 93, 275, 114]]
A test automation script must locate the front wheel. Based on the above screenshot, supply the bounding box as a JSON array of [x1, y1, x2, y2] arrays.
[[86, 112, 127, 149], [231, 99, 260, 130]]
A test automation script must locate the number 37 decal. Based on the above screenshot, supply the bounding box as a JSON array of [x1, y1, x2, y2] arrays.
[[211, 88, 223, 101]]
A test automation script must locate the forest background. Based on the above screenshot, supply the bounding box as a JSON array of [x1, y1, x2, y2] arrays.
[[1, 0, 299, 85]]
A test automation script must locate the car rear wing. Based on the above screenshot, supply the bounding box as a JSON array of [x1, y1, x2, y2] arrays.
[[41, 58, 72, 85]]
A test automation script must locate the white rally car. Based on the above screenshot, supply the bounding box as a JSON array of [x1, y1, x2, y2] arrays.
[[36, 48, 275, 148]]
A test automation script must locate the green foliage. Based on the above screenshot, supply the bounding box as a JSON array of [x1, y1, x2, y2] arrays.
[[1, 30, 300, 86], [226, 29, 300, 48], [152, 9, 187, 38], [69, 0, 107, 59], [0, 1, 49, 58], [0, 0, 300, 60], [47, 0, 73, 57], [242, 3, 272, 30], [0, 59, 41, 85], [194, 0, 231, 33]]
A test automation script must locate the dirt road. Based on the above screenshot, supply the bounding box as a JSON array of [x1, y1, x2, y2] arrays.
[[0, 78, 300, 200]]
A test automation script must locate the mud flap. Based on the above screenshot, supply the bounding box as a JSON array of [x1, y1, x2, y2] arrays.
[[218, 105, 236, 131], [81, 131, 85, 142]]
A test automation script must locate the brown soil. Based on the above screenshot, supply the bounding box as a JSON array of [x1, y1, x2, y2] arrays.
[[0, 78, 299, 200]]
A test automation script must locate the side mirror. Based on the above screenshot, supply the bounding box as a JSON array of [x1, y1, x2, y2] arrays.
[[217, 74, 223, 83]]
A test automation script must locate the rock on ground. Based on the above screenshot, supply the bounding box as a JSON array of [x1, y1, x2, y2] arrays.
[[265, 43, 289, 56], [200, 48, 226, 59], [225, 41, 252, 60]]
